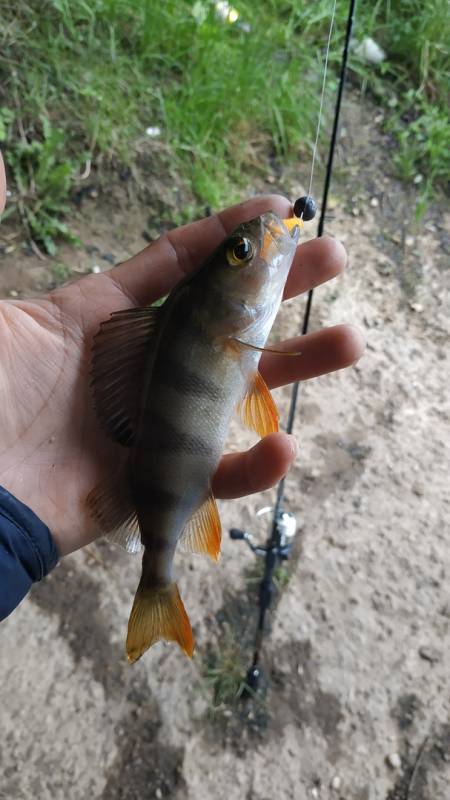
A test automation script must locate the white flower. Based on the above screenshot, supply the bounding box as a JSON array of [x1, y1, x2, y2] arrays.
[[355, 37, 386, 65], [215, 1, 239, 23]]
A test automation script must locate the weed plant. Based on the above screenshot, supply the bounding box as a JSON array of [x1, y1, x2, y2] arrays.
[[204, 623, 249, 707]]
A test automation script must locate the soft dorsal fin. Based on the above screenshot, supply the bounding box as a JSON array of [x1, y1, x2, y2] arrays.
[[237, 370, 279, 437], [86, 472, 142, 554], [180, 489, 221, 562], [91, 305, 162, 446]]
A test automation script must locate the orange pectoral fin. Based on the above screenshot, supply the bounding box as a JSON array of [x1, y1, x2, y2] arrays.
[[238, 370, 279, 437], [180, 490, 222, 562]]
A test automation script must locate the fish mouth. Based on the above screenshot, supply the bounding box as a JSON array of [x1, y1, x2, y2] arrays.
[[259, 211, 301, 260]]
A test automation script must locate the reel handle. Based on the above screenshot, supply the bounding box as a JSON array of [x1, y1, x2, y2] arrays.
[[229, 528, 246, 540]]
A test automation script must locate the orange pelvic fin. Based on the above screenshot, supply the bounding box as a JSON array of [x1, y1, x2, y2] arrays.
[[238, 370, 279, 437], [180, 489, 222, 562], [126, 582, 194, 663]]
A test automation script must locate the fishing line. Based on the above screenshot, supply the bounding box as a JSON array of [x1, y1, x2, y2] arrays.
[[230, 0, 357, 694], [276, 0, 339, 508], [305, 0, 338, 210]]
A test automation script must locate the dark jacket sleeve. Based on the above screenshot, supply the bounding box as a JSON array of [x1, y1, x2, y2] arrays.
[[0, 486, 59, 620]]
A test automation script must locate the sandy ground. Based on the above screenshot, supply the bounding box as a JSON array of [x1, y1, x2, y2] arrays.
[[0, 98, 449, 800]]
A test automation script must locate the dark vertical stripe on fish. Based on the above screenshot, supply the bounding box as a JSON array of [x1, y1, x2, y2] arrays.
[[147, 534, 174, 553], [154, 356, 222, 401], [141, 411, 215, 457], [134, 484, 180, 513]]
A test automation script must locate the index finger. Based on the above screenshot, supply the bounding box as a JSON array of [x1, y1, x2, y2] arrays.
[[111, 195, 291, 305]]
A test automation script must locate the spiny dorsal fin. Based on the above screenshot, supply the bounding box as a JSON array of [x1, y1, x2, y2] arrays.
[[91, 305, 163, 446], [237, 370, 279, 437], [180, 489, 221, 562], [86, 473, 142, 554]]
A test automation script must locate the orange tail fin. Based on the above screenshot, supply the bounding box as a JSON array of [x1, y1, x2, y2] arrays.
[[126, 582, 194, 663]]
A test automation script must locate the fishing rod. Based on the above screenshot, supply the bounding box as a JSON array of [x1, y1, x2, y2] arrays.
[[230, 0, 357, 693]]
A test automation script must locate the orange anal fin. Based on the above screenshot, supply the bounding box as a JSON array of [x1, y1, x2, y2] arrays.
[[180, 489, 222, 562], [126, 582, 194, 663], [238, 370, 279, 437]]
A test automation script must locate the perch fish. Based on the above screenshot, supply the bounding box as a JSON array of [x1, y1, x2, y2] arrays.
[[87, 211, 300, 662]]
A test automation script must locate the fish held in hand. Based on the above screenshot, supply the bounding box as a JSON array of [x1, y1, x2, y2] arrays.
[[87, 211, 300, 662]]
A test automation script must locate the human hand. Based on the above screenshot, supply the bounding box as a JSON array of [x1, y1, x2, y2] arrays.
[[0, 176, 363, 556]]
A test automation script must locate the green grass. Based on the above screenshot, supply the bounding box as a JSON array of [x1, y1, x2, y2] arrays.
[[0, 0, 448, 250]]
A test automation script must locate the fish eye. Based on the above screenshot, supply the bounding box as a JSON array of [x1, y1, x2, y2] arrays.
[[226, 237, 253, 266]]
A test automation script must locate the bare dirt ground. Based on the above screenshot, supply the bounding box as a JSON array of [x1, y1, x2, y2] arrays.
[[1, 97, 449, 800]]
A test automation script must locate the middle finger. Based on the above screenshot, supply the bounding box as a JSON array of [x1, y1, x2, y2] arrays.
[[260, 324, 364, 389]]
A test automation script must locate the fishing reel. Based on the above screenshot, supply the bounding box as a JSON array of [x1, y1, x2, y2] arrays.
[[229, 506, 298, 560], [229, 506, 298, 693]]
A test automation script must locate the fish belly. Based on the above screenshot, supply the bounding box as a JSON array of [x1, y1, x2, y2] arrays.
[[131, 323, 245, 585]]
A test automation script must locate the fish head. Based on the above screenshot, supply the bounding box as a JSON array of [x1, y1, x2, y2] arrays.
[[201, 211, 300, 341]]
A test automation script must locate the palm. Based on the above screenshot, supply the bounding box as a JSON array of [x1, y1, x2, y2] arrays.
[[0, 274, 133, 554], [0, 195, 362, 556]]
